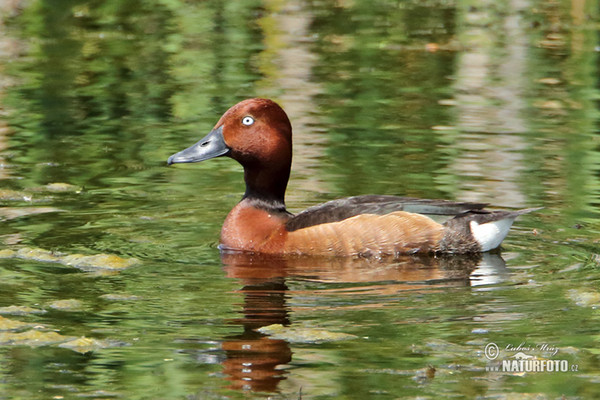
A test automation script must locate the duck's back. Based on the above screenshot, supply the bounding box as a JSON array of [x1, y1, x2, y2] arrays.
[[285, 195, 488, 231], [282, 195, 537, 255]]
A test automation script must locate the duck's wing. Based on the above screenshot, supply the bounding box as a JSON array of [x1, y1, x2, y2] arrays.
[[286, 195, 488, 232]]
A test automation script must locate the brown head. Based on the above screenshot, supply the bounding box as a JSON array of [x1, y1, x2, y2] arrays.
[[168, 98, 293, 207]]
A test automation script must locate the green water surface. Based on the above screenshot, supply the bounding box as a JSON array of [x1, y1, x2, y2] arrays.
[[0, 0, 599, 399]]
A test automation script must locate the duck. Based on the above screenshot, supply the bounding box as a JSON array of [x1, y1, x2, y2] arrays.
[[167, 98, 539, 256]]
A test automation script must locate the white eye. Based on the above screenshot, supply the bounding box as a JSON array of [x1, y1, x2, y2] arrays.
[[242, 116, 254, 126]]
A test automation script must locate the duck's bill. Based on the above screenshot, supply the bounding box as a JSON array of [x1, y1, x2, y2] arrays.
[[167, 126, 230, 165]]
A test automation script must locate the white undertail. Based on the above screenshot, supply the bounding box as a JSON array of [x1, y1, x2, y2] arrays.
[[469, 218, 516, 252]]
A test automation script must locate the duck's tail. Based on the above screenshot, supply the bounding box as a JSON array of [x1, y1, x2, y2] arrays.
[[440, 207, 542, 253]]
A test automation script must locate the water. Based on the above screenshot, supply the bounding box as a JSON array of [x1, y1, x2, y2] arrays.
[[0, 0, 599, 399]]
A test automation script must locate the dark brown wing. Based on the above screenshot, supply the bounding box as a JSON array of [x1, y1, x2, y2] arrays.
[[286, 195, 488, 232]]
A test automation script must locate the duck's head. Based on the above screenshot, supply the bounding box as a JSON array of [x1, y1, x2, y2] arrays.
[[168, 98, 293, 204]]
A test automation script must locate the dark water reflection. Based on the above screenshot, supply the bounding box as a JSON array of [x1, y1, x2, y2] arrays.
[[215, 252, 505, 393], [0, 0, 599, 399]]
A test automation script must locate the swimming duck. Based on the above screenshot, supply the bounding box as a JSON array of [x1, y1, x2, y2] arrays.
[[168, 98, 537, 256]]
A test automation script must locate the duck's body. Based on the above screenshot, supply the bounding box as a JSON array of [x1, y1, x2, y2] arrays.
[[168, 98, 537, 256]]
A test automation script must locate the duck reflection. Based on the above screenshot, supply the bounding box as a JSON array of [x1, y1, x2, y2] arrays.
[[221, 277, 292, 392], [214, 252, 507, 392]]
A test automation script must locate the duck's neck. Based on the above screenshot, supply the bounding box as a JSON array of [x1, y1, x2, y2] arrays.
[[242, 163, 290, 211]]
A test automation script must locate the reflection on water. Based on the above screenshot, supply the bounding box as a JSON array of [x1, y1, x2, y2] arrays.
[[223, 277, 291, 392], [216, 251, 507, 393], [222, 251, 507, 287], [451, 0, 530, 207]]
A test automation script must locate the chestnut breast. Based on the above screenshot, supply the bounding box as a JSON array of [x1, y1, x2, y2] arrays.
[[220, 200, 290, 253]]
